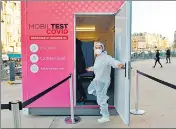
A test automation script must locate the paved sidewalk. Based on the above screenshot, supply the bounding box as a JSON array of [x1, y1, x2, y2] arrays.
[[1, 58, 176, 128]]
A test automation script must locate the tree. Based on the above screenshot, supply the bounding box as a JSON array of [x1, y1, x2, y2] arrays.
[[173, 43, 176, 49]]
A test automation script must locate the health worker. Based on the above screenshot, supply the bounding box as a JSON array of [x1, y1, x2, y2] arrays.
[[86, 41, 124, 123]]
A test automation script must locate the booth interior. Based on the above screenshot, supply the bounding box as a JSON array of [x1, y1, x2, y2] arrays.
[[75, 15, 116, 106]]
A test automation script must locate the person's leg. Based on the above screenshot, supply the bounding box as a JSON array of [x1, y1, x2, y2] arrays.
[[158, 59, 163, 67], [76, 76, 87, 102], [97, 95, 110, 123], [153, 59, 157, 68], [166, 56, 168, 63], [169, 56, 171, 63], [96, 84, 110, 123], [78, 79, 87, 99], [76, 77, 80, 100]]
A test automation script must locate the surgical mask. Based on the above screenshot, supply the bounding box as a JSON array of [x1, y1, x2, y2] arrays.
[[95, 49, 102, 55]]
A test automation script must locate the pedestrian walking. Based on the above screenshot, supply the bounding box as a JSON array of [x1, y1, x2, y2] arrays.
[[166, 48, 171, 63], [153, 50, 163, 68]]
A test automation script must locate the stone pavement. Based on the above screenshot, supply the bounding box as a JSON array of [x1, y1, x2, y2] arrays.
[[1, 58, 176, 128]]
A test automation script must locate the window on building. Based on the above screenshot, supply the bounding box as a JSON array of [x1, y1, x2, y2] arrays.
[[139, 33, 143, 36]]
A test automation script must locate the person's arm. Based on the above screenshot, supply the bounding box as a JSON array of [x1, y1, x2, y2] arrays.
[[107, 55, 124, 68]]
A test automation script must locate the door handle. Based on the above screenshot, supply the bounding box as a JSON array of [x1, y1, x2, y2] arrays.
[[124, 63, 126, 77], [121, 63, 126, 77], [121, 62, 131, 78]]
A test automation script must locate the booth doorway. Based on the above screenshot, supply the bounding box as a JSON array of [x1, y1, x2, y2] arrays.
[[74, 1, 132, 125], [75, 15, 115, 106]]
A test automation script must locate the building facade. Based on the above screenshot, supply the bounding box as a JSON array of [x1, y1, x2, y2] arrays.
[[174, 31, 176, 42], [132, 32, 169, 52], [1, 1, 21, 53]]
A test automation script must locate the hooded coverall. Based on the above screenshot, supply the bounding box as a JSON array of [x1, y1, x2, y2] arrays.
[[88, 52, 121, 117]]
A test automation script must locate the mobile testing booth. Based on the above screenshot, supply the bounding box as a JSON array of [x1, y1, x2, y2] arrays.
[[21, 0, 132, 125]]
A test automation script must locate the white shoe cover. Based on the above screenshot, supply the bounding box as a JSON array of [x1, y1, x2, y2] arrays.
[[97, 117, 110, 123]]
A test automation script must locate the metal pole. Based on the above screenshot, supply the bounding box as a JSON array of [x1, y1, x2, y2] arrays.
[[135, 70, 139, 111], [11, 101, 21, 128], [69, 74, 74, 123], [64, 74, 81, 124], [130, 70, 145, 115]]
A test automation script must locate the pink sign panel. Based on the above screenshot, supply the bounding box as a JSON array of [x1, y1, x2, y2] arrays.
[[21, 1, 124, 108]]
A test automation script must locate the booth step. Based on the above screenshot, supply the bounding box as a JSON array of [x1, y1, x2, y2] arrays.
[[84, 100, 98, 105], [76, 102, 84, 105], [76, 100, 110, 105]]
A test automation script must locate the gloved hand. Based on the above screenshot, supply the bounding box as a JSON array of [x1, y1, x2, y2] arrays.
[[117, 64, 125, 69], [86, 67, 93, 72]]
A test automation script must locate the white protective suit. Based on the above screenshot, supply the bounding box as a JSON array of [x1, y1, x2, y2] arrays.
[[88, 42, 122, 117]]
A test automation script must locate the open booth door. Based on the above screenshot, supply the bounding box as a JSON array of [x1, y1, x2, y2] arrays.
[[114, 1, 132, 125]]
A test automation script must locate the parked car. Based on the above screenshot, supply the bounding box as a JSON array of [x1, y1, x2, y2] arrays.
[[15, 66, 22, 76]]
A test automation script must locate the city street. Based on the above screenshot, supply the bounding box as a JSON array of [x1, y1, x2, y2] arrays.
[[1, 58, 176, 128]]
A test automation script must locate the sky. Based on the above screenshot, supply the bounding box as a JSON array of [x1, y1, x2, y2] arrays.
[[132, 1, 176, 43]]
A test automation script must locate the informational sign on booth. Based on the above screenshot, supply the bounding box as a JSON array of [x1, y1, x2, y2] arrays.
[[29, 24, 69, 40], [29, 43, 66, 73]]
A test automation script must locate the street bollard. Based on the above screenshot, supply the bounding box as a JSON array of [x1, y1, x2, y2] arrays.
[[130, 70, 145, 115], [9, 61, 15, 81], [65, 74, 81, 124], [10, 100, 22, 128]]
